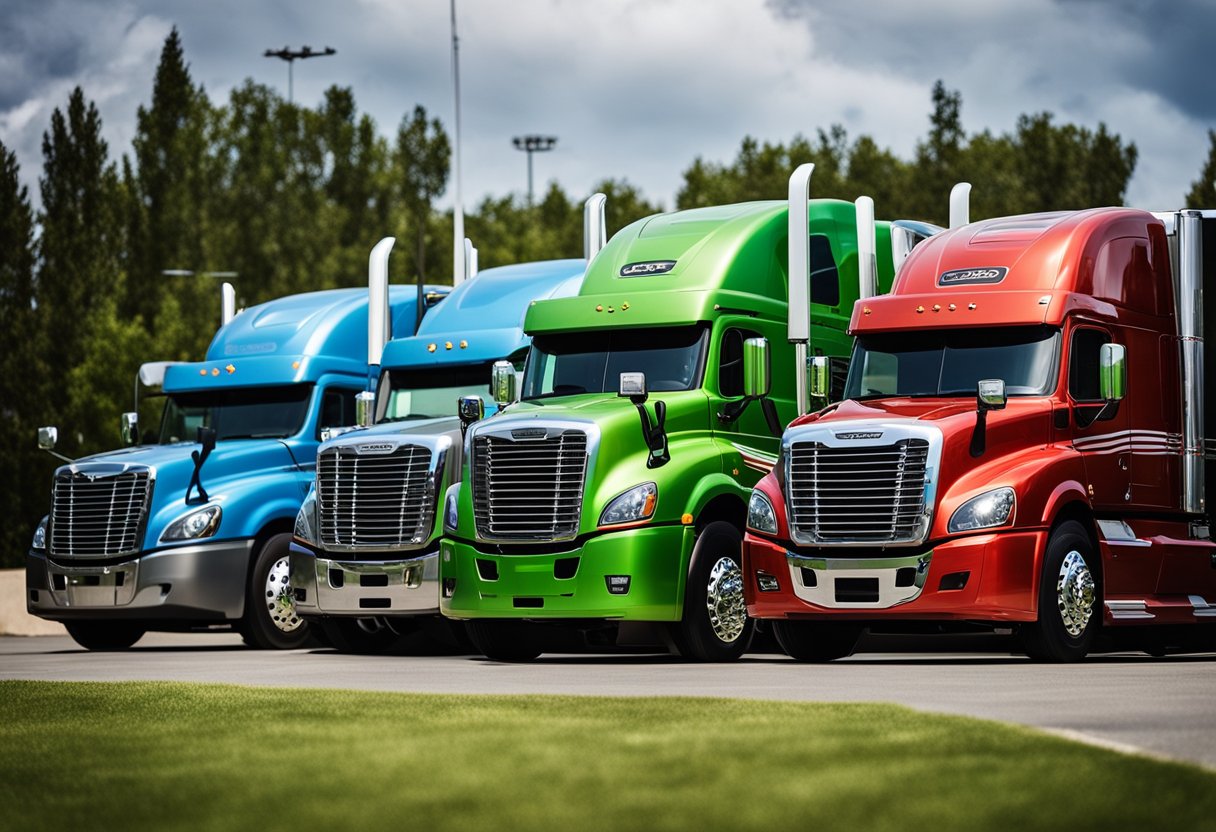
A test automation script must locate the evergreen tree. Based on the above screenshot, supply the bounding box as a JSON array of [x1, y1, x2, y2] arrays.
[[1185, 130, 1216, 209]]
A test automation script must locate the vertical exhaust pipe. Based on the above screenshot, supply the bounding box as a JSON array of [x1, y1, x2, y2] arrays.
[[949, 182, 972, 229], [855, 196, 877, 300], [368, 237, 395, 369], [464, 237, 479, 280], [1178, 210, 1205, 514], [787, 163, 815, 417], [221, 282, 236, 327], [584, 192, 607, 261]]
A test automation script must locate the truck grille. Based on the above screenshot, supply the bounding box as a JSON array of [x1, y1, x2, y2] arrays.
[[472, 430, 588, 541], [49, 468, 152, 559], [317, 445, 434, 548], [788, 439, 930, 544]]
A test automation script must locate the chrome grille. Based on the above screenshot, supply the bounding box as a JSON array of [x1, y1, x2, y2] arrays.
[[317, 444, 434, 548], [472, 430, 588, 541], [788, 439, 930, 544], [49, 468, 152, 558]]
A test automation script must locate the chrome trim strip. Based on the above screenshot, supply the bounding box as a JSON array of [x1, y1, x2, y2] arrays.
[[1105, 599, 1155, 620], [785, 550, 932, 609], [1188, 595, 1216, 618]]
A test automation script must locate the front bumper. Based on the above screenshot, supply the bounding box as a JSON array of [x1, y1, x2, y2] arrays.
[[26, 539, 255, 622], [440, 524, 693, 621], [289, 542, 439, 617], [744, 529, 1044, 623]]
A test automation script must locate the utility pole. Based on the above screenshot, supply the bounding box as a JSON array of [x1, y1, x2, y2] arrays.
[[263, 45, 336, 104], [512, 135, 558, 204], [450, 0, 466, 286]]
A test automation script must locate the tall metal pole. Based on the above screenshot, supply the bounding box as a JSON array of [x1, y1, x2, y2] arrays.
[[450, 0, 466, 286], [264, 46, 336, 106], [512, 135, 557, 205]]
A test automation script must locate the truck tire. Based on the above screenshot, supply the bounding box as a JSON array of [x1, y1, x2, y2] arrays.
[[666, 521, 753, 662], [63, 620, 145, 651], [240, 533, 311, 650], [465, 620, 542, 662], [1022, 520, 1099, 662], [771, 620, 862, 662]]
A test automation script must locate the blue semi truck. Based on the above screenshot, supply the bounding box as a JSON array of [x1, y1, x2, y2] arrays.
[[26, 244, 447, 650], [288, 196, 606, 652]]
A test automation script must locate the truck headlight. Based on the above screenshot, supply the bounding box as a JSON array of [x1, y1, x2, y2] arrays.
[[294, 486, 318, 544], [599, 482, 657, 527], [31, 516, 48, 551], [948, 487, 1015, 533], [443, 484, 460, 532], [161, 504, 222, 541], [747, 490, 778, 536]]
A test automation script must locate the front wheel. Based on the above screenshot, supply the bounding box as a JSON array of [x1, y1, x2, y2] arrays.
[[465, 620, 543, 662], [666, 521, 753, 662], [240, 533, 311, 650], [64, 620, 145, 651], [772, 620, 862, 662], [1022, 520, 1099, 662]]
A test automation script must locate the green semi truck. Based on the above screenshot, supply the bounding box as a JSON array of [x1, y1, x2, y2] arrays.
[[439, 166, 931, 661]]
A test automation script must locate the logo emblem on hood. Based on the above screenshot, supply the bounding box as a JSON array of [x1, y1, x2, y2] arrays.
[[511, 428, 547, 440], [835, 431, 883, 441], [620, 260, 676, 277], [937, 267, 1008, 287], [355, 443, 396, 455]]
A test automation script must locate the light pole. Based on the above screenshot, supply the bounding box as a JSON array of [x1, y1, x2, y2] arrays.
[[512, 135, 557, 204], [263, 45, 336, 104]]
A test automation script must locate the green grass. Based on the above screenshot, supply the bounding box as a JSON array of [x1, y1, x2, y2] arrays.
[[1, 681, 1214, 832]]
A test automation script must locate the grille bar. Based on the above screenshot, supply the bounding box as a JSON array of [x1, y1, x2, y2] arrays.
[[472, 430, 588, 541], [317, 445, 435, 549], [49, 468, 152, 558], [788, 439, 930, 544]]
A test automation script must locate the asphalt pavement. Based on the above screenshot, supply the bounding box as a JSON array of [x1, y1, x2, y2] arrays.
[[2, 632, 1213, 768]]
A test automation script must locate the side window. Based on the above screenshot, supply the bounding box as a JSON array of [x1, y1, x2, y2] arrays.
[[810, 234, 840, 307], [1068, 328, 1110, 402], [719, 329, 746, 398], [318, 387, 357, 438]]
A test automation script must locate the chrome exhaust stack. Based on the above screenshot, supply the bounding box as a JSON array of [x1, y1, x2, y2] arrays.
[[221, 282, 236, 326], [1178, 210, 1205, 515], [367, 237, 395, 369], [464, 237, 479, 280], [949, 182, 972, 229], [855, 196, 877, 300], [584, 192, 607, 261], [788, 163, 815, 416]]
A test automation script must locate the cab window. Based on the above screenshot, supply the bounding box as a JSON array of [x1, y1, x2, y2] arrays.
[[1068, 328, 1111, 402], [318, 387, 358, 438], [810, 234, 839, 307], [718, 328, 759, 398]]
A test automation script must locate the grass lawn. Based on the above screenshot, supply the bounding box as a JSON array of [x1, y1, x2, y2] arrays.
[[1, 681, 1213, 832]]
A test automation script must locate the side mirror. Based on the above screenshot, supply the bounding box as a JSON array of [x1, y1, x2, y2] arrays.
[[809, 356, 830, 400], [38, 426, 58, 451], [619, 372, 647, 405], [1099, 343, 1126, 402], [977, 379, 1007, 412], [459, 395, 485, 430], [742, 338, 771, 399], [355, 391, 375, 428], [121, 412, 139, 446], [491, 361, 517, 407]]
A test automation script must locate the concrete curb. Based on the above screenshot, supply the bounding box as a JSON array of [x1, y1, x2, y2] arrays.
[[0, 569, 65, 636]]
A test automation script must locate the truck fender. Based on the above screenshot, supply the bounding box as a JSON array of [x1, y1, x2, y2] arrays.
[[682, 475, 749, 578], [1039, 480, 1091, 528]]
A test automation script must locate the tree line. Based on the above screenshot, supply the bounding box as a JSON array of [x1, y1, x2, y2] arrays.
[[1, 28, 1213, 566]]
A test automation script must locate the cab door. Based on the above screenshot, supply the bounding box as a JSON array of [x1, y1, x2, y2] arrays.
[[1068, 325, 1130, 509]]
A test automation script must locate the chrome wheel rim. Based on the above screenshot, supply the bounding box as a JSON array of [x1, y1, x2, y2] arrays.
[[1056, 549, 1095, 637], [266, 556, 303, 633], [705, 557, 747, 643]]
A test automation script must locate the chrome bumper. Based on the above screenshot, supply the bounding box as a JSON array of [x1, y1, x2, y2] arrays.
[[786, 551, 932, 609], [26, 539, 254, 621], [289, 543, 439, 616]]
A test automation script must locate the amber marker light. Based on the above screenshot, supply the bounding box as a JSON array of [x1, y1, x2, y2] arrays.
[[427, 343, 437, 353], [225, 364, 236, 374], [460, 340, 468, 349], [211, 368, 220, 376], [681, 513, 694, 525], [292, 361, 300, 369], [445, 341, 453, 350]]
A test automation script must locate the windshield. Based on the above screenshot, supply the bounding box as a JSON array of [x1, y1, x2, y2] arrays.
[[158, 385, 312, 443], [523, 325, 708, 400], [844, 326, 1061, 399], [382, 362, 505, 422]]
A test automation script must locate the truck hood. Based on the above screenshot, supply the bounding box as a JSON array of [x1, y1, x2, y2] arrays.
[[318, 416, 461, 449]]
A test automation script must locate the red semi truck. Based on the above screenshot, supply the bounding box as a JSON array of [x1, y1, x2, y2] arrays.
[[744, 207, 1216, 661]]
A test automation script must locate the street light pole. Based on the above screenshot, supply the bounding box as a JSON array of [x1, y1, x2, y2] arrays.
[[512, 135, 558, 204], [263, 45, 336, 104], [450, 0, 466, 286]]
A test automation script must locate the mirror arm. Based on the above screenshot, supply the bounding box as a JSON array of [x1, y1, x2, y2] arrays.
[[185, 427, 216, 504], [633, 401, 670, 468], [969, 410, 988, 458], [761, 398, 783, 437], [717, 397, 752, 424], [40, 448, 74, 464]]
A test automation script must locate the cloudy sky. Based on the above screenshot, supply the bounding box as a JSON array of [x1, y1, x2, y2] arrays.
[[1, 0, 1213, 214]]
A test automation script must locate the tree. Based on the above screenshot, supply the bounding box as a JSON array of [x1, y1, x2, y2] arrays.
[[1186, 130, 1216, 208], [393, 106, 450, 282], [0, 141, 51, 566]]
